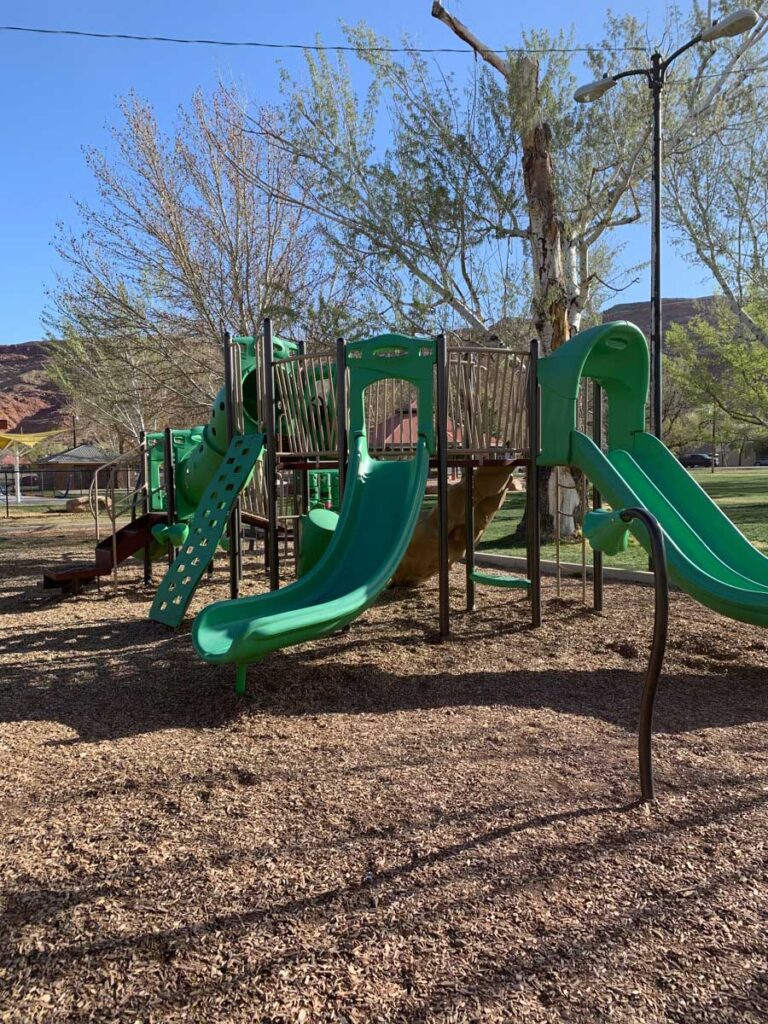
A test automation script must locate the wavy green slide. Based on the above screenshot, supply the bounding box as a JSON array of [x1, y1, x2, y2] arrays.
[[539, 320, 768, 627], [192, 334, 436, 691]]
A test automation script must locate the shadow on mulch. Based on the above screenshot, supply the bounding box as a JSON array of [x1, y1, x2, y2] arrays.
[[4, 783, 768, 1007], [2, 607, 767, 744]]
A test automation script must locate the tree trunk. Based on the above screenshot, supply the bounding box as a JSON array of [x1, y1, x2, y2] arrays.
[[522, 121, 570, 352], [432, 2, 579, 542]]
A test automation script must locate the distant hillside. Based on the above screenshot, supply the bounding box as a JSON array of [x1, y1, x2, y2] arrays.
[[0, 340, 66, 432], [602, 296, 717, 338]]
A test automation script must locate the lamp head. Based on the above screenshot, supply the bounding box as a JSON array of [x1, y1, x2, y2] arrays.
[[574, 76, 617, 103], [701, 8, 759, 42]]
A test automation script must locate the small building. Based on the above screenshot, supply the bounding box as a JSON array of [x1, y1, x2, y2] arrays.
[[35, 443, 122, 495]]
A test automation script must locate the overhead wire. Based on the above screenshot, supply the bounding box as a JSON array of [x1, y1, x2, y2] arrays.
[[0, 24, 647, 54]]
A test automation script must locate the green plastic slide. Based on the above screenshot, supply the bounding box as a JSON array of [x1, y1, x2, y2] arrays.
[[572, 431, 768, 626], [192, 333, 436, 691], [538, 320, 768, 627]]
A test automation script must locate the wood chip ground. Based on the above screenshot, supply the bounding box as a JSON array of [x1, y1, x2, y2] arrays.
[[1, 514, 767, 1022]]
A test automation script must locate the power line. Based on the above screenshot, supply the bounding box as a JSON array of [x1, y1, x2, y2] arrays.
[[0, 24, 646, 55]]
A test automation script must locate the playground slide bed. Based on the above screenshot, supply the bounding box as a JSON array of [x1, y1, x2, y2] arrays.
[[1, 513, 768, 1023]]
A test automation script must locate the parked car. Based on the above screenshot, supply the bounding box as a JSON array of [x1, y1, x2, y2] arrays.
[[679, 452, 719, 469], [755, 455, 768, 467]]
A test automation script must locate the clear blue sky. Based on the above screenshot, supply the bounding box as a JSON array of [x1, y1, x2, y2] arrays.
[[0, 0, 715, 343]]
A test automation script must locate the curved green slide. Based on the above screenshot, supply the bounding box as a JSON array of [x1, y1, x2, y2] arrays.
[[192, 334, 437, 691], [539, 320, 768, 627]]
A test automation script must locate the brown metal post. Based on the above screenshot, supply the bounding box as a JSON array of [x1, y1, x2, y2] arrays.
[[263, 318, 280, 590], [140, 431, 152, 585], [336, 337, 347, 502], [593, 381, 604, 612], [163, 426, 176, 567], [436, 333, 450, 638], [527, 339, 542, 627], [464, 351, 476, 613], [224, 329, 242, 600], [465, 462, 475, 612]]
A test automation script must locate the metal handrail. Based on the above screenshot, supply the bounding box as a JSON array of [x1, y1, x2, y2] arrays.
[[87, 444, 145, 595], [88, 445, 142, 524]]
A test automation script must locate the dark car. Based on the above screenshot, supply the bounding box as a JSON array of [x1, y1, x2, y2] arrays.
[[679, 452, 719, 469], [755, 455, 768, 467]]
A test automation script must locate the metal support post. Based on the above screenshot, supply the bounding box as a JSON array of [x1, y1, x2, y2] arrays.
[[465, 462, 475, 612], [263, 318, 280, 590], [436, 333, 450, 638], [592, 381, 604, 611], [224, 329, 243, 600], [139, 431, 152, 586], [336, 337, 347, 502], [650, 52, 664, 440], [527, 339, 542, 627], [163, 426, 176, 568]]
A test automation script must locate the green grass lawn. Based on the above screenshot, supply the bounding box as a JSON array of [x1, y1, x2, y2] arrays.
[[478, 468, 768, 571]]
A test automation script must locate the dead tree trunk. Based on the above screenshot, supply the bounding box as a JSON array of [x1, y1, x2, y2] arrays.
[[431, 2, 577, 541]]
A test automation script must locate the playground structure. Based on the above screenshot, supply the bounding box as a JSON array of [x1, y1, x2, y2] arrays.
[[39, 317, 768, 801]]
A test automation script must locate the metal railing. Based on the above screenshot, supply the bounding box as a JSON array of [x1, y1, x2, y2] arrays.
[[271, 343, 533, 461], [88, 445, 145, 593]]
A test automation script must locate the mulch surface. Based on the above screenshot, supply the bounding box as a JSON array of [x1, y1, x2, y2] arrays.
[[1, 514, 767, 1022]]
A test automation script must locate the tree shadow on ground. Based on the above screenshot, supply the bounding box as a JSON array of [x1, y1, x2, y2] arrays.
[[2, 609, 767, 743]]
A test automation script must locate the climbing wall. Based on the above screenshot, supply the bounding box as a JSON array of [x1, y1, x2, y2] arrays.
[[149, 433, 264, 627]]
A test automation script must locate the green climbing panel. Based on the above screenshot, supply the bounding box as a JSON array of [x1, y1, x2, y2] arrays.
[[149, 433, 264, 627]]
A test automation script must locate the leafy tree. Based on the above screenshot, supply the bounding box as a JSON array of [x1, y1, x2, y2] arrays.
[[46, 86, 372, 434], [46, 324, 182, 448], [666, 9, 768, 345], [248, 5, 768, 354], [666, 299, 768, 457]]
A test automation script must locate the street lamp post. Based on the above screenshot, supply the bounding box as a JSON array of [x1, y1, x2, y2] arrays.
[[575, 8, 759, 440]]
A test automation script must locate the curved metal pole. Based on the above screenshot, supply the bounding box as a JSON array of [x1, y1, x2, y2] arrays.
[[619, 507, 669, 802]]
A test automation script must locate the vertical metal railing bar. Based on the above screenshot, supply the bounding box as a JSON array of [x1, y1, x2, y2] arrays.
[[470, 354, 481, 450], [287, 363, 305, 453], [319, 356, 336, 453], [493, 348, 505, 452], [284, 362, 307, 455], [304, 359, 324, 454], [447, 351, 458, 450], [495, 351, 510, 450]]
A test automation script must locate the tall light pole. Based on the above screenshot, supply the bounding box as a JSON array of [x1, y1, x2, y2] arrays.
[[575, 8, 758, 440]]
